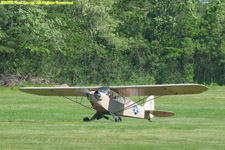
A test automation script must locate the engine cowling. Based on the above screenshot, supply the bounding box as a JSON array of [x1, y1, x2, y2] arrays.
[[94, 91, 101, 100]]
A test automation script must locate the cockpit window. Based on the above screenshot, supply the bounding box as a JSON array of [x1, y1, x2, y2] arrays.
[[110, 90, 131, 104], [98, 87, 131, 104], [98, 87, 110, 95]]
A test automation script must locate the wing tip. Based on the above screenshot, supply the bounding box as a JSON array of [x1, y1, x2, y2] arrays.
[[196, 84, 208, 93]]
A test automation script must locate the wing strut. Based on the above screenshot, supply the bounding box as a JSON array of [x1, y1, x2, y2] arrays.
[[62, 96, 95, 112], [115, 96, 162, 113], [115, 96, 147, 113], [61, 96, 116, 122]]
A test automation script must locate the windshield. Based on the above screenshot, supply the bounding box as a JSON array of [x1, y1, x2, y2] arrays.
[[98, 87, 110, 95]]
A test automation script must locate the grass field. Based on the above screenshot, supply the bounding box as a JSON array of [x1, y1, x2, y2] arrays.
[[0, 86, 225, 150]]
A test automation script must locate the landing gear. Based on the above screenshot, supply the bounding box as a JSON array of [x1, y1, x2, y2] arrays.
[[83, 117, 90, 122], [147, 116, 153, 122], [119, 117, 122, 122], [83, 112, 109, 122], [83, 112, 121, 122], [109, 112, 122, 122], [103, 116, 109, 120], [115, 117, 122, 122]]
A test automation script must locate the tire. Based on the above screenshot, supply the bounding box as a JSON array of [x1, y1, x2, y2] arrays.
[[83, 117, 90, 122], [118, 117, 122, 122]]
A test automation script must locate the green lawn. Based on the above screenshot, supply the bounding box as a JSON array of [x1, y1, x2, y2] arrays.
[[0, 86, 225, 150]]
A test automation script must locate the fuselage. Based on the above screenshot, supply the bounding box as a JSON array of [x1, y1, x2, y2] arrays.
[[86, 87, 146, 119]]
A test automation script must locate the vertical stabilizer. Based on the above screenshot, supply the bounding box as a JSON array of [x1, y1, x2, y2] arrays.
[[144, 96, 154, 111]]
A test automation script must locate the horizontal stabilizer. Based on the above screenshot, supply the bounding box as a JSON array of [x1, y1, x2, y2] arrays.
[[146, 110, 175, 117]]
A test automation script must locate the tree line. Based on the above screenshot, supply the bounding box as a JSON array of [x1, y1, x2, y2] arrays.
[[0, 0, 224, 85]]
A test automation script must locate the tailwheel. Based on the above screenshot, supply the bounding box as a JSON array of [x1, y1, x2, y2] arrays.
[[83, 117, 90, 122]]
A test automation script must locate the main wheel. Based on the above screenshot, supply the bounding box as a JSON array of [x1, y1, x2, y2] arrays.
[[118, 117, 122, 122], [83, 117, 90, 122], [115, 117, 122, 122], [103, 116, 109, 120]]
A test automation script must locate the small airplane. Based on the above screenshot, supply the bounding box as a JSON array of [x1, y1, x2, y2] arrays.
[[19, 84, 208, 122]]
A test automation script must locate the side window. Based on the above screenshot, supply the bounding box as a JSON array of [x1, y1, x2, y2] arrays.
[[110, 90, 131, 104]]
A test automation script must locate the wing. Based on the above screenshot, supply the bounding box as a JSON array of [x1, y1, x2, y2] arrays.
[[20, 84, 207, 97], [110, 84, 208, 97], [19, 87, 101, 96]]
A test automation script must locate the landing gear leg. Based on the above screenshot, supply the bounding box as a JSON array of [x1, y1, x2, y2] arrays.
[[83, 112, 110, 122], [147, 116, 152, 122], [83, 112, 102, 122], [109, 112, 122, 122]]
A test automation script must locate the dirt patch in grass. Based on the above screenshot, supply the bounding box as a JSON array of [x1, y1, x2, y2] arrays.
[[0, 74, 53, 87]]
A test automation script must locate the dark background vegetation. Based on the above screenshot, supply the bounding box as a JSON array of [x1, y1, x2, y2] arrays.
[[0, 0, 224, 86]]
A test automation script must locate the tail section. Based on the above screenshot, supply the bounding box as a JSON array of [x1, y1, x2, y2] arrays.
[[144, 96, 174, 120], [146, 110, 174, 117], [144, 96, 154, 120]]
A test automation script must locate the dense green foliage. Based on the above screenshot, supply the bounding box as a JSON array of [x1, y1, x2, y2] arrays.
[[0, 0, 224, 85]]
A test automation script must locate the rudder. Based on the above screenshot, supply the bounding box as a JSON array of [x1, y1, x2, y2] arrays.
[[144, 96, 154, 120], [144, 95, 154, 111]]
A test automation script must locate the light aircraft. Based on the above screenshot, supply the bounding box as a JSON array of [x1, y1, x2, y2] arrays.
[[19, 84, 208, 122]]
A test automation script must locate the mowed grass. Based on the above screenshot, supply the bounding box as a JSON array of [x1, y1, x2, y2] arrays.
[[0, 86, 225, 150]]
